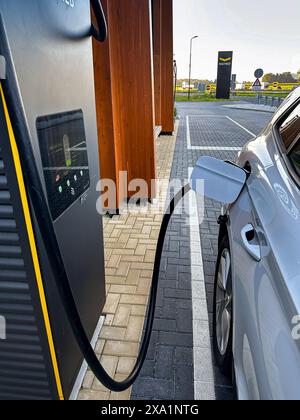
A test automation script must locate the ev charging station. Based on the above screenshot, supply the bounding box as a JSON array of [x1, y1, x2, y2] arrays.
[[0, 0, 189, 401], [0, 0, 106, 400]]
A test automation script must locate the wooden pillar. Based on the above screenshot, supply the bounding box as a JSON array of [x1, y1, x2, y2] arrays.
[[161, 0, 174, 134], [152, 0, 162, 127], [107, 0, 156, 202], [92, 0, 118, 210]]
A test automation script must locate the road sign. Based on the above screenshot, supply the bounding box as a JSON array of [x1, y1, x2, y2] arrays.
[[231, 74, 237, 90], [255, 68, 264, 79], [252, 78, 262, 91], [216, 51, 233, 99]]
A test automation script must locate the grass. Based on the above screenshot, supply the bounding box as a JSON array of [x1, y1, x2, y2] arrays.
[[175, 90, 290, 103], [175, 94, 234, 103], [233, 91, 289, 98]]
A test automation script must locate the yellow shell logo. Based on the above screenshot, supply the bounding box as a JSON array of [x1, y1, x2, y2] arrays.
[[219, 57, 232, 63]]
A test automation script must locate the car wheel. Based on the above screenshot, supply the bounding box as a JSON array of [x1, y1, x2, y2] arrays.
[[213, 235, 233, 378]]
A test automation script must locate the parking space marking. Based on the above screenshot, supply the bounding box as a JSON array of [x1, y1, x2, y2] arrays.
[[191, 146, 242, 151], [188, 168, 216, 401], [226, 116, 256, 137], [186, 115, 254, 151]]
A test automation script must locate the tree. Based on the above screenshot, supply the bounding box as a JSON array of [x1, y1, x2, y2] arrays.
[[262, 73, 274, 83], [278, 72, 297, 83], [262, 72, 297, 84], [297, 70, 300, 81]]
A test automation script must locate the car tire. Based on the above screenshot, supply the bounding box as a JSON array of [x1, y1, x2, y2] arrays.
[[213, 235, 233, 378]]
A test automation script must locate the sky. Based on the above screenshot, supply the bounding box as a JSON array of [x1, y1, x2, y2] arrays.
[[173, 0, 300, 82]]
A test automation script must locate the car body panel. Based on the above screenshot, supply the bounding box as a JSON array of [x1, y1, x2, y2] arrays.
[[190, 88, 300, 400], [229, 89, 300, 400]]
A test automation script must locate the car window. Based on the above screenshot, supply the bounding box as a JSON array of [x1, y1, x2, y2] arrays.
[[289, 142, 300, 178], [279, 103, 300, 150]]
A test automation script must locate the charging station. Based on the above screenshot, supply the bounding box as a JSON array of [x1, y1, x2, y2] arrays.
[[0, 0, 106, 400]]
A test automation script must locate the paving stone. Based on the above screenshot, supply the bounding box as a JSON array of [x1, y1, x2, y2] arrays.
[[93, 355, 118, 391], [132, 378, 174, 400], [103, 341, 139, 358], [174, 347, 193, 367], [95, 339, 105, 356], [159, 331, 193, 347], [153, 318, 177, 332], [194, 348, 214, 382], [131, 305, 147, 317], [100, 326, 126, 341], [103, 294, 120, 315], [176, 309, 193, 333], [174, 366, 194, 400], [136, 277, 151, 296], [125, 316, 144, 342], [120, 294, 148, 306], [109, 285, 136, 294], [126, 269, 141, 285], [82, 370, 94, 389], [117, 357, 136, 375], [193, 320, 211, 348], [78, 390, 110, 401], [107, 254, 121, 269], [116, 262, 131, 277], [113, 305, 132, 327], [194, 381, 215, 401]]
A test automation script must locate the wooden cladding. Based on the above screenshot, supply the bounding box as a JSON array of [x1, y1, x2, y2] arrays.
[[108, 0, 156, 203], [152, 0, 174, 134], [93, 0, 174, 210], [92, 0, 117, 190], [152, 0, 162, 127], [161, 0, 174, 134]]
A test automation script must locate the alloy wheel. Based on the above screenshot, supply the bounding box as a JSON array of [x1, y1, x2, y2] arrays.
[[215, 248, 232, 356]]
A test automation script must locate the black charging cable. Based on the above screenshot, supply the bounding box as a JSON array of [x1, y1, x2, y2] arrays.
[[90, 0, 108, 42], [20, 104, 191, 391], [0, 3, 192, 392], [3, 66, 191, 392]]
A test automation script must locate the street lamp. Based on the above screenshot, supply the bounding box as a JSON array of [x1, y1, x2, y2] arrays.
[[188, 35, 198, 101]]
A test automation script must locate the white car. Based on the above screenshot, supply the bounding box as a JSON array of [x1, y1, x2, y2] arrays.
[[191, 89, 300, 400]]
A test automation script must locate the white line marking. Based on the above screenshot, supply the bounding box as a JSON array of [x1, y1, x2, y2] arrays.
[[186, 115, 192, 149], [186, 114, 256, 151], [226, 116, 256, 137], [189, 146, 242, 151], [188, 115, 227, 118], [188, 168, 216, 400]]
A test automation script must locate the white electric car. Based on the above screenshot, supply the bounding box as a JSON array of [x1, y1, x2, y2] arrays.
[[191, 88, 300, 400]]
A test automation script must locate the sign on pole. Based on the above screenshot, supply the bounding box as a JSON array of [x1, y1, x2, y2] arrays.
[[216, 51, 233, 99], [254, 68, 264, 79], [253, 69, 264, 91], [252, 78, 262, 91]]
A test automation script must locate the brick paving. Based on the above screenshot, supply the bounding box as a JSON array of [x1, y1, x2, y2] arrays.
[[131, 117, 194, 400], [78, 124, 178, 401], [176, 103, 272, 400], [78, 103, 272, 401], [132, 102, 271, 401]]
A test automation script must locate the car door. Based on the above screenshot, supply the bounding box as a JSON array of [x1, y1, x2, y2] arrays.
[[230, 103, 300, 400]]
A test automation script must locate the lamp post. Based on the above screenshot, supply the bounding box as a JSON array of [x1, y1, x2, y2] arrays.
[[188, 35, 198, 101]]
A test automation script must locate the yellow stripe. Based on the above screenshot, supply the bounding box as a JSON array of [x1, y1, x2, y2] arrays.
[[0, 83, 64, 400]]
